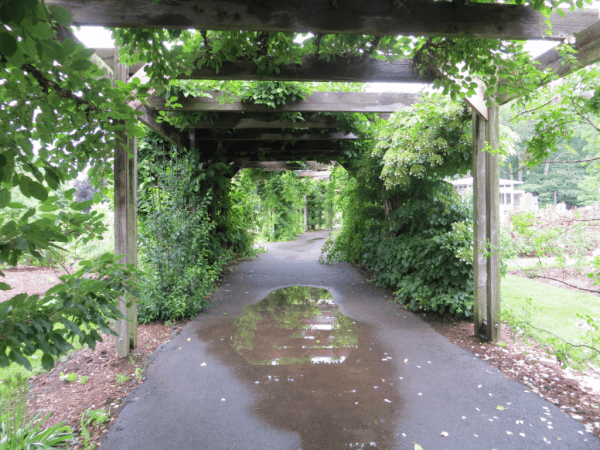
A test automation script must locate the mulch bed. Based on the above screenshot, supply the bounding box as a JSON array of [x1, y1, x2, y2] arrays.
[[27, 321, 186, 449]]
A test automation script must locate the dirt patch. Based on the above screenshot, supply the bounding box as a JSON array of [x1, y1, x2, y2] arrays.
[[27, 321, 185, 449], [509, 267, 599, 295], [420, 311, 600, 438], [0, 266, 68, 302]]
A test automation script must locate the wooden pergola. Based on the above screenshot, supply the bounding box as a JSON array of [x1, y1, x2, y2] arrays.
[[47, 0, 600, 356]]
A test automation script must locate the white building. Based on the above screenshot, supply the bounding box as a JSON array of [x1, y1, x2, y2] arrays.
[[449, 177, 538, 212]]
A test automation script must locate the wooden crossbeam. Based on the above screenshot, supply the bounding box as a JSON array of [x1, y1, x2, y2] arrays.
[[149, 92, 419, 113], [195, 130, 360, 141], [243, 161, 329, 171], [499, 20, 600, 104], [94, 48, 144, 78], [296, 170, 331, 179], [535, 20, 600, 78], [186, 112, 342, 129], [187, 112, 391, 129], [46, 0, 597, 40], [180, 57, 434, 83], [238, 153, 343, 161], [225, 140, 340, 152]]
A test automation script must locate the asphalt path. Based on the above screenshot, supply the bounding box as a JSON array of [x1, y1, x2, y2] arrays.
[[101, 230, 600, 450]]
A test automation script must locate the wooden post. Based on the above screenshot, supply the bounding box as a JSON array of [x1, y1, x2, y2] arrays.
[[304, 195, 308, 232], [472, 101, 501, 341], [472, 110, 488, 338], [114, 50, 138, 357], [486, 102, 501, 342]]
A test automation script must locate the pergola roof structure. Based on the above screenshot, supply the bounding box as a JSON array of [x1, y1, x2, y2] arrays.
[[46, 0, 600, 354]]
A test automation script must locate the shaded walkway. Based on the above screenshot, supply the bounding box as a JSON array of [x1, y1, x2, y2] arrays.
[[101, 230, 598, 449]]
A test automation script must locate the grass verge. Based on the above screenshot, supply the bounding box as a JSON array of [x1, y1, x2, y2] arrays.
[[501, 274, 600, 346]]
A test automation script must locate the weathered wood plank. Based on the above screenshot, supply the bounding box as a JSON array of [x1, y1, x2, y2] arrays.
[[472, 110, 488, 339], [126, 66, 189, 149], [227, 140, 340, 152], [243, 161, 329, 170], [134, 102, 188, 149], [46, 0, 598, 40], [235, 152, 343, 161], [297, 170, 331, 179], [486, 102, 501, 342], [93, 48, 145, 77], [499, 20, 600, 104], [187, 112, 343, 129], [195, 130, 360, 140], [113, 55, 134, 358], [149, 92, 420, 113], [181, 56, 434, 83]]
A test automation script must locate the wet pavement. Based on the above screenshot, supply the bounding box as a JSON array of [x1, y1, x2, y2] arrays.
[[101, 230, 600, 450]]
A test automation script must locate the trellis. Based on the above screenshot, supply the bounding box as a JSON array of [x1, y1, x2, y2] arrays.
[[46, 0, 600, 355]]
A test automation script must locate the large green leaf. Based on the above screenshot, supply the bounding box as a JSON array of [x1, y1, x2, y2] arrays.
[[0, 32, 17, 57], [28, 179, 49, 201], [0, 187, 10, 208], [48, 5, 72, 26]]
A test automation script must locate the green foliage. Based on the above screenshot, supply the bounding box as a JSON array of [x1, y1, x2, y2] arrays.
[[323, 96, 475, 316], [0, 0, 148, 370], [0, 253, 136, 371], [59, 372, 77, 383], [376, 96, 472, 187], [240, 81, 309, 109], [80, 407, 110, 449], [361, 183, 475, 316], [137, 146, 220, 323], [0, 374, 73, 449], [115, 373, 130, 384], [510, 64, 600, 166]]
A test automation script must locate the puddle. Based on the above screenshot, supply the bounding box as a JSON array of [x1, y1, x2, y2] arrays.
[[198, 286, 400, 449]]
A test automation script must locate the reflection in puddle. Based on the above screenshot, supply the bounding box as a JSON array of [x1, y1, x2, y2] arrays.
[[198, 286, 400, 449]]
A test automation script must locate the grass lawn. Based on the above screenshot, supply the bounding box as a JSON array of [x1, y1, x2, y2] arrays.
[[501, 274, 600, 345]]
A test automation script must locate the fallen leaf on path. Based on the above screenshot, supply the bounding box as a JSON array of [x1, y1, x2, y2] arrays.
[[200, 362, 207, 367], [187, 337, 191, 341], [414, 444, 423, 450], [496, 405, 505, 410], [403, 359, 409, 363]]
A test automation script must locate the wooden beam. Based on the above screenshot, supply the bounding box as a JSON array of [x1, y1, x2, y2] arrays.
[[235, 152, 343, 161], [133, 102, 188, 149], [46, 0, 598, 40], [226, 140, 341, 152], [472, 101, 501, 342], [180, 56, 434, 83], [537, 20, 600, 77], [113, 54, 138, 357], [499, 20, 600, 104], [243, 161, 329, 170], [126, 67, 189, 149], [297, 170, 331, 179], [93, 48, 144, 77], [195, 130, 360, 141], [486, 102, 501, 342], [186, 112, 343, 129], [149, 92, 420, 113]]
